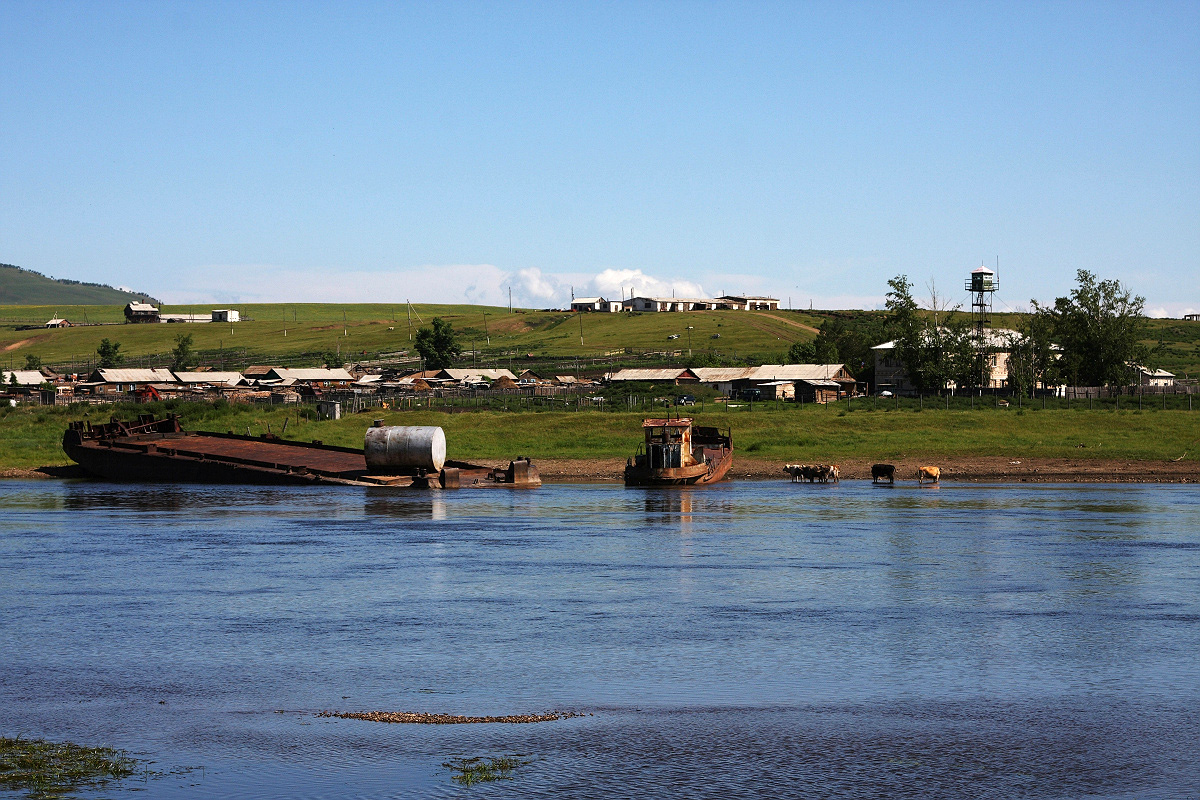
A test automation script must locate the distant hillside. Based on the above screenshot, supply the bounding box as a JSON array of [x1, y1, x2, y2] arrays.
[[0, 263, 159, 305]]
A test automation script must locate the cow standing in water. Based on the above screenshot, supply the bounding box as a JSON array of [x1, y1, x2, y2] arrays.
[[917, 466, 941, 484], [871, 464, 896, 484]]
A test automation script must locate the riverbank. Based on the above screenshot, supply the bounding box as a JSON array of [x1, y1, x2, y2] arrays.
[[534, 456, 1200, 483], [3, 401, 1198, 482]]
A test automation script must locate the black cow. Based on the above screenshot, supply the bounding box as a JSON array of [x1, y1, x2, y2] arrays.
[[871, 463, 896, 484]]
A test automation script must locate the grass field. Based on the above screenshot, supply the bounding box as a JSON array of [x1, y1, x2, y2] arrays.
[[4, 302, 1196, 379], [0, 302, 827, 373], [4, 399, 1197, 472]]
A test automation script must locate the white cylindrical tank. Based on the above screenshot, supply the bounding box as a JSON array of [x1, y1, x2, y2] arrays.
[[364, 425, 446, 472]]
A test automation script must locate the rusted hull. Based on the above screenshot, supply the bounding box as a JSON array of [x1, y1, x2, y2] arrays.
[[624, 448, 733, 487], [62, 422, 540, 489]]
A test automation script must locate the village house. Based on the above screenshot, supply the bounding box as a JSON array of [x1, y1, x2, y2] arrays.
[[718, 295, 780, 311], [570, 297, 620, 313], [608, 367, 702, 385], [44, 317, 71, 328], [173, 371, 247, 388], [1131, 365, 1176, 387], [123, 302, 160, 323], [85, 368, 176, 394], [872, 328, 1019, 394], [263, 368, 355, 388], [2, 370, 49, 387]]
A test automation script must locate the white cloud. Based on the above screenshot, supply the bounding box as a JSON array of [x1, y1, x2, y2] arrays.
[[590, 268, 706, 300], [515, 267, 561, 302], [157, 263, 560, 307]]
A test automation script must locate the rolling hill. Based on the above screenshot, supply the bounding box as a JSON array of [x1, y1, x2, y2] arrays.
[[0, 263, 158, 305]]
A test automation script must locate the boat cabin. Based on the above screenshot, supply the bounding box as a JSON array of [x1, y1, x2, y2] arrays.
[[641, 418, 700, 470]]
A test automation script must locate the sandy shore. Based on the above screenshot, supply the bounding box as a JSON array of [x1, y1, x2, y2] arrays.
[[534, 456, 1200, 483], [5, 458, 1198, 483]]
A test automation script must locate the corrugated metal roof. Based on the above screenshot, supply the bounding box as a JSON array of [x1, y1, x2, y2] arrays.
[[750, 364, 847, 381], [125, 302, 158, 312], [440, 368, 516, 380], [95, 368, 176, 383], [2, 370, 47, 386], [173, 371, 245, 385], [268, 368, 354, 381], [873, 328, 1020, 350], [692, 367, 755, 382], [610, 368, 691, 381]]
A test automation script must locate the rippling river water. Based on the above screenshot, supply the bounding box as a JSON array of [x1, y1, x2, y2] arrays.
[[1, 479, 1198, 798]]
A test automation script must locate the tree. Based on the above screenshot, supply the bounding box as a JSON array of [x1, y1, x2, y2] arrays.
[[884, 275, 982, 394], [414, 317, 462, 370], [23, 354, 42, 370], [96, 338, 124, 368], [787, 339, 816, 363], [1033, 269, 1148, 387], [170, 333, 196, 371], [1004, 311, 1060, 398]]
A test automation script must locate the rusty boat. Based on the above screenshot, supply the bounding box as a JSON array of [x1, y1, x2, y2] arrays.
[[624, 417, 733, 487], [63, 415, 540, 489]]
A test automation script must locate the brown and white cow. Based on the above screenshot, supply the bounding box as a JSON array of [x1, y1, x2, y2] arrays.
[[917, 466, 941, 484], [784, 464, 806, 482]]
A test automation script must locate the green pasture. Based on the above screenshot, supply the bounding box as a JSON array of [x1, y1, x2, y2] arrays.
[[4, 399, 1196, 472], [0, 303, 828, 371]]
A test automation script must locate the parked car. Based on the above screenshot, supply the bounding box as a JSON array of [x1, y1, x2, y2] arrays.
[[738, 388, 763, 401], [676, 395, 696, 406]]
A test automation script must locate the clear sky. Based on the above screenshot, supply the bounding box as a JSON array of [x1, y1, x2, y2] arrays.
[[3, 1, 1197, 315]]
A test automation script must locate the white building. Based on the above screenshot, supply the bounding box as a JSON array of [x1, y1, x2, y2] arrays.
[[212, 309, 241, 323]]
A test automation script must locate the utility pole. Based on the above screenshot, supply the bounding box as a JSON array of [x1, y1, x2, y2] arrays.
[[578, 311, 584, 346], [686, 326, 693, 357], [508, 286, 512, 314], [406, 301, 412, 341], [483, 312, 490, 345]]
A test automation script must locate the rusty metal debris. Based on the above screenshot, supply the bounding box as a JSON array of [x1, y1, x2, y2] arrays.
[[62, 415, 540, 489]]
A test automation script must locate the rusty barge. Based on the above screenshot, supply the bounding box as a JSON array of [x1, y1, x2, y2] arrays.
[[62, 416, 540, 489], [624, 417, 733, 487]]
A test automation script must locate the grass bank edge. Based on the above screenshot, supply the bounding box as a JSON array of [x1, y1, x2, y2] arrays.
[[2, 401, 1197, 471]]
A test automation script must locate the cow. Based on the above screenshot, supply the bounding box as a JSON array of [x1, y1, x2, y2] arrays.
[[783, 464, 805, 482], [871, 463, 895, 484], [917, 465, 941, 484], [827, 464, 840, 484]]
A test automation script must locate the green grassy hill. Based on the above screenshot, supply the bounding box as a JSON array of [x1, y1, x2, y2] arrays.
[[0, 300, 1196, 380], [0, 263, 158, 306], [0, 302, 827, 373]]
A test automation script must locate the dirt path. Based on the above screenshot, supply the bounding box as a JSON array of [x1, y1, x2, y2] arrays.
[[751, 312, 821, 335]]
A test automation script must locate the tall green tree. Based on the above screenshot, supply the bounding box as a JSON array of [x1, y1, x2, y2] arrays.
[[885, 275, 947, 393], [414, 317, 462, 370], [170, 333, 196, 371], [96, 338, 124, 368], [1033, 269, 1148, 387], [23, 354, 42, 370]]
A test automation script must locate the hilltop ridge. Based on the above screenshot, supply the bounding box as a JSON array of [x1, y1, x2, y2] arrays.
[[0, 263, 159, 305]]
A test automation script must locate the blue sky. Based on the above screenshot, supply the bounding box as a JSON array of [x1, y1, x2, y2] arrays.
[[2, 1, 1197, 315]]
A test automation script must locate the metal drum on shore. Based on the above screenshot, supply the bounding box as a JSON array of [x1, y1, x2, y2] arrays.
[[364, 425, 446, 473]]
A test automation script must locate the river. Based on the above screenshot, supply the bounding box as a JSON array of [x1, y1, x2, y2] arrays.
[[1, 480, 1198, 798]]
